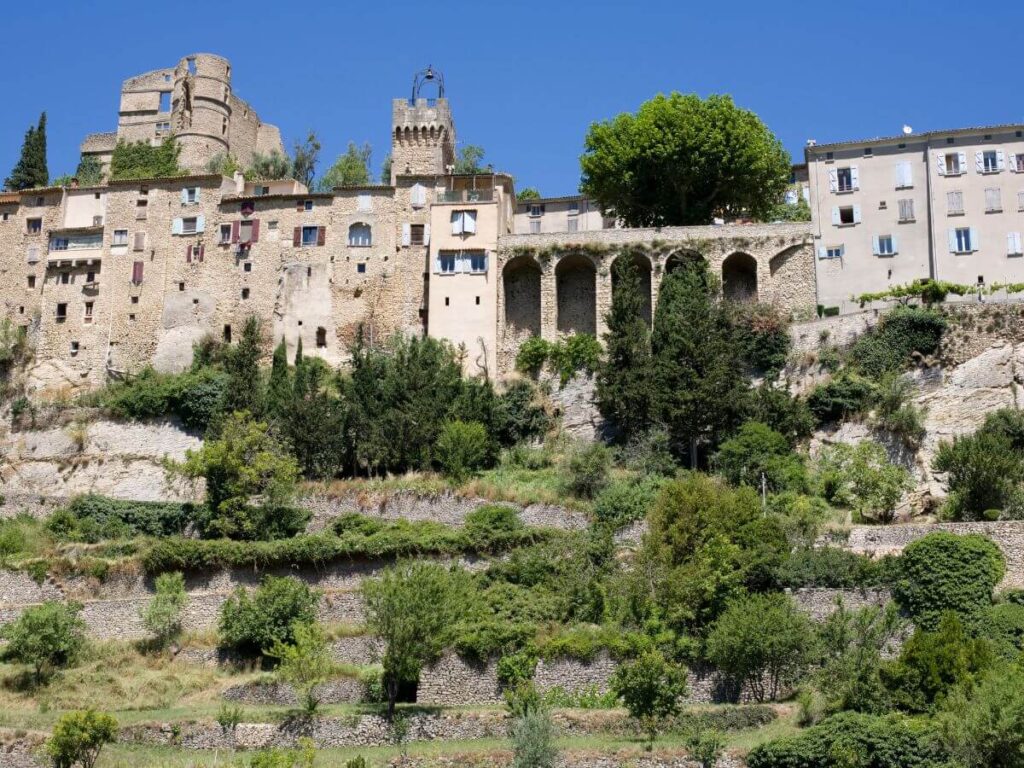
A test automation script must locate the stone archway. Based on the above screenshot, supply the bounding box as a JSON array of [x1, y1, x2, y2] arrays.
[[555, 254, 597, 335], [611, 253, 653, 325], [502, 256, 542, 337], [722, 252, 758, 302], [664, 250, 705, 275]]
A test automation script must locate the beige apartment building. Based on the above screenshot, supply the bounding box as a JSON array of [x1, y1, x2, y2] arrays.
[[807, 125, 1024, 309], [512, 195, 614, 235]]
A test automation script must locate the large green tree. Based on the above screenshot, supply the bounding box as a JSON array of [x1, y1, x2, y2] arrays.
[[318, 141, 372, 190], [5, 112, 49, 190], [454, 144, 486, 174], [650, 262, 748, 466], [596, 258, 654, 441], [291, 130, 321, 189], [580, 93, 790, 226]]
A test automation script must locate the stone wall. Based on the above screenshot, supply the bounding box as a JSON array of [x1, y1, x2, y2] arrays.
[[789, 587, 893, 621]]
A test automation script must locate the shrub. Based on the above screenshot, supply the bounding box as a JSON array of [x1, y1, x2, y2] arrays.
[[550, 333, 603, 385], [746, 385, 815, 446], [977, 602, 1024, 660], [734, 303, 791, 374], [893, 532, 1005, 630], [775, 547, 893, 589], [109, 137, 182, 180], [511, 708, 558, 768], [0, 600, 85, 685], [813, 441, 913, 524], [705, 592, 817, 702], [746, 712, 946, 768], [142, 571, 188, 650], [464, 505, 524, 547], [937, 664, 1024, 768], [496, 381, 552, 445], [807, 375, 876, 424], [610, 649, 688, 747], [435, 419, 491, 481], [46, 710, 118, 768], [593, 475, 666, 529], [49, 495, 191, 541], [268, 622, 334, 715], [934, 430, 1024, 521], [872, 374, 926, 447], [849, 306, 947, 377], [516, 337, 552, 377], [618, 427, 678, 476], [218, 576, 319, 657], [713, 421, 807, 493], [99, 366, 228, 432], [565, 442, 611, 498]]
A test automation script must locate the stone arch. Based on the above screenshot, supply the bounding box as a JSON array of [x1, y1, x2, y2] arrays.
[[664, 250, 705, 274], [722, 252, 758, 302], [769, 244, 802, 276], [555, 254, 597, 335], [502, 256, 542, 337], [611, 252, 653, 325], [348, 222, 372, 247]]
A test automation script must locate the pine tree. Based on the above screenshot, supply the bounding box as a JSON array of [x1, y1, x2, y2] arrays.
[[5, 112, 49, 190], [596, 258, 654, 441], [223, 316, 263, 416], [651, 262, 749, 467], [265, 338, 292, 423], [292, 337, 308, 400]]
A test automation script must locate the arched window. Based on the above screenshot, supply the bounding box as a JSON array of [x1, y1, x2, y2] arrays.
[[348, 223, 372, 247]]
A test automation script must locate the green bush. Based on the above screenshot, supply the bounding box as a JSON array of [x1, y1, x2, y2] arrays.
[[452, 618, 537, 662], [464, 505, 524, 546], [496, 381, 552, 445], [435, 419, 491, 480], [713, 421, 807, 493], [142, 571, 188, 650], [565, 442, 611, 498], [807, 375, 876, 424], [47, 495, 191, 541], [511, 708, 558, 768], [550, 334, 603, 385], [937, 664, 1024, 768], [976, 602, 1024, 661], [109, 136, 182, 180], [99, 366, 228, 432], [593, 475, 666, 528], [218, 575, 319, 656], [46, 709, 118, 768], [610, 649, 688, 747], [515, 338, 553, 377], [813, 441, 913, 524], [893, 532, 1005, 630], [774, 548, 894, 589], [747, 712, 946, 768], [745, 386, 815, 446], [849, 306, 948, 377], [734, 303, 792, 374], [0, 600, 86, 685], [934, 429, 1024, 521]]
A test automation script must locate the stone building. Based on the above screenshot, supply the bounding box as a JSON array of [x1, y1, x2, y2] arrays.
[[512, 195, 615, 235]]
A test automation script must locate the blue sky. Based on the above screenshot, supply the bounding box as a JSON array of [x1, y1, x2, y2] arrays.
[[3, 0, 1023, 196]]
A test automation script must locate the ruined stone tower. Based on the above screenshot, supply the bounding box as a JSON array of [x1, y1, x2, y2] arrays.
[[391, 67, 456, 182]]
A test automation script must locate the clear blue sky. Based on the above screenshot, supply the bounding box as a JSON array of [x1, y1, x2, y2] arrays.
[[3, 0, 1023, 195]]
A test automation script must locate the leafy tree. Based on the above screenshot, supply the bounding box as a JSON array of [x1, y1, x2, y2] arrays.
[[651, 263, 748, 466], [109, 137, 182, 180], [733, 303, 792, 375], [596, 258, 654, 441], [0, 600, 85, 685], [141, 571, 188, 650], [713, 421, 807, 493], [435, 420, 490, 481], [222, 315, 264, 417], [362, 561, 469, 718], [706, 592, 817, 702], [746, 385, 814, 446], [247, 150, 292, 180], [205, 151, 240, 177], [265, 338, 292, 423], [282, 376, 349, 480], [269, 622, 334, 715], [75, 154, 104, 186], [893, 532, 1005, 631], [766, 196, 812, 222], [454, 144, 486, 174], [807, 374, 876, 425], [219, 575, 319, 657], [610, 649, 688, 748], [517, 187, 541, 200], [848, 306, 947, 378], [934, 429, 1024, 521], [168, 411, 303, 540], [565, 442, 611, 499], [291, 130, 321, 189], [813, 441, 912, 523], [511, 707, 558, 768], [977, 602, 1024, 660], [318, 141, 372, 190], [5, 112, 48, 190], [379, 152, 392, 184], [47, 710, 117, 768], [580, 93, 790, 226], [938, 664, 1024, 768]]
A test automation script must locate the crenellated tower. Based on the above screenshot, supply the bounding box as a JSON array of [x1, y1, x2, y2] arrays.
[[391, 66, 456, 182]]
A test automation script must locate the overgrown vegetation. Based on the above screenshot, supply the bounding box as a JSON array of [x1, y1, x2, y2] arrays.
[[109, 137, 183, 180]]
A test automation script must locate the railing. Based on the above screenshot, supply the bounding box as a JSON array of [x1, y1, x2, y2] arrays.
[[437, 189, 494, 203], [49, 236, 103, 252]]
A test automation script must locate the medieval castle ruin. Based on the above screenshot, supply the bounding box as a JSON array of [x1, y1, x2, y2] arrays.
[[3, 52, 1024, 393]]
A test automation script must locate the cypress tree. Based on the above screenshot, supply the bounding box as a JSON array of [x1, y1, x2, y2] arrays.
[[265, 338, 292, 422], [5, 112, 49, 190], [223, 316, 263, 416], [651, 262, 749, 467], [596, 258, 654, 441], [292, 337, 308, 399]]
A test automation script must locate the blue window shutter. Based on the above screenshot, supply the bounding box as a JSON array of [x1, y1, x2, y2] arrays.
[[969, 227, 979, 251], [817, 246, 827, 259], [196, 215, 205, 233], [948, 229, 957, 252], [180, 189, 188, 204], [851, 165, 859, 190], [172, 218, 183, 235], [891, 235, 899, 253], [194, 187, 201, 203], [872, 236, 880, 255]]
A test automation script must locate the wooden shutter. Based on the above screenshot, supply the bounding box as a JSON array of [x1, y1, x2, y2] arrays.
[[317, 226, 326, 246], [134, 232, 146, 251], [132, 261, 144, 284], [969, 227, 979, 251], [180, 189, 189, 204], [948, 229, 958, 253], [936, 153, 946, 175], [293, 227, 301, 247], [976, 151, 985, 173], [852, 205, 861, 224], [997, 150, 1006, 171], [891, 235, 899, 254], [250, 219, 260, 242], [186, 244, 192, 263], [958, 152, 967, 172], [297, 200, 304, 212], [1011, 154, 1019, 173], [231, 221, 240, 243], [817, 245, 827, 259], [172, 217, 183, 234], [195, 215, 205, 233], [198, 244, 205, 262], [831, 207, 840, 225]]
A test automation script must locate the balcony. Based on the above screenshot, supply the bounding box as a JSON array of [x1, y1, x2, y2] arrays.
[[48, 231, 103, 266], [437, 189, 494, 203]]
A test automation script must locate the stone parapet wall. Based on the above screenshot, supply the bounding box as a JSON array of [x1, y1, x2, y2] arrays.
[[221, 677, 365, 706]]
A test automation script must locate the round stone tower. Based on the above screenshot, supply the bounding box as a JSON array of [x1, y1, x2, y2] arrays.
[[391, 66, 456, 182], [171, 53, 233, 172]]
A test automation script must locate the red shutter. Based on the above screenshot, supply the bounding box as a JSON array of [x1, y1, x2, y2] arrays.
[[250, 219, 260, 243], [293, 227, 301, 247], [132, 261, 143, 284], [198, 244, 205, 262], [231, 221, 240, 244], [317, 226, 326, 246], [186, 244, 192, 263]]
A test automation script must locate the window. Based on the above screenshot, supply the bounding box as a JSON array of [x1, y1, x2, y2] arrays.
[[182, 217, 197, 235], [837, 167, 854, 192], [875, 235, 896, 256], [410, 183, 427, 208], [220, 224, 232, 244], [243, 262, 252, 273], [159, 91, 171, 112], [86, 271, 95, 283], [410, 224, 425, 246], [947, 190, 964, 215], [223, 325, 232, 344], [529, 204, 544, 217], [60, 272, 70, 285], [183, 187, 198, 204], [83, 302, 93, 323], [304, 200, 313, 211], [1008, 232, 1023, 256], [357, 262, 366, 274], [529, 220, 541, 234], [302, 225, 321, 246], [55, 302, 67, 320], [1016, 155, 1024, 173], [268, 220, 278, 231], [348, 223, 372, 247], [838, 206, 856, 225], [155, 122, 171, 134], [951, 227, 975, 253], [896, 161, 913, 189], [468, 253, 488, 273], [136, 199, 148, 220], [51, 238, 69, 251], [178, 281, 185, 292], [820, 245, 844, 260], [241, 288, 250, 299], [239, 220, 254, 243], [133, 232, 147, 251], [475, 296, 480, 305], [27, 276, 35, 289], [438, 254, 457, 274], [445, 297, 450, 306], [128, 314, 136, 322], [864, 147, 873, 157], [982, 150, 1000, 173], [112, 229, 128, 246], [1019, 191, 1024, 211], [316, 327, 327, 348], [35, 197, 43, 206], [944, 152, 962, 175], [567, 217, 579, 233], [450, 210, 477, 235], [131, 261, 144, 285], [26, 218, 41, 234], [131, 296, 139, 304], [187, 244, 204, 262], [568, 201, 580, 214], [825, 151, 834, 161], [70, 341, 79, 355], [986, 187, 1003, 213]]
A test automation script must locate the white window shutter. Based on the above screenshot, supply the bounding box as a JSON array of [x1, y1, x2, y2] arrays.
[[997, 150, 1006, 171], [948, 229, 957, 252], [172, 217, 183, 235], [853, 204, 862, 224], [411, 184, 425, 207], [180, 189, 188, 204], [424, 224, 431, 245], [969, 227, 979, 250], [831, 207, 840, 225], [1011, 154, 1019, 173], [1015, 232, 1023, 254], [901, 162, 913, 187], [817, 245, 827, 259], [401, 222, 411, 246], [872, 235, 880, 255], [828, 169, 838, 192], [892, 234, 899, 253], [936, 153, 946, 175], [464, 211, 477, 234], [959, 152, 968, 172], [450, 211, 463, 235], [839, 245, 846, 257], [851, 165, 860, 190], [976, 151, 985, 173], [195, 215, 205, 233], [1009, 233, 1017, 255]]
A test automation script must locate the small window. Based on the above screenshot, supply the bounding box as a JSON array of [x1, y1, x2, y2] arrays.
[[131, 296, 139, 304], [954, 227, 973, 253], [86, 271, 95, 283], [837, 168, 854, 192], [983, 151, 1000, 173], [83, 302, 94, 323], [468, 253, 487, 273], [438, 254, 456, 274], [302, 225, 321, 246], [838, 206, 855, 225], [316, 327, 327, 348], [567, 218, 579, 233], [947, 190, 964, 215], [898, 199, 915, 222], [348, 223, 371, 247], [268, 220, 278, 231], [243, 261, 252, 273], [946, 137, 955, 145], [51, 238, 69, 251], [112, 229, 128, 246], [128, 313, 136, 322], [568, 200, 579, 214], [877, 235, 895, 256], [864, 147, 873, 157], [945, 153, 961, 174], [529, 204, 543, 217], [134, 232, 147, 251], [241, 288, 250, 299], [56, 302, 68, 320], [357, 262, 366, 274], [304, 200, 314, 211], [69, 341, 80, 355], [826, 245, 844, 259], [159, 91, 171, 112], [475, 296, 480, 306], [410, 224, 425, 246], [178, 282, 185, 291], [223, 324, 232, 343], [184, 187, 198, 204], [35, 197, 43, 206], [825, 151, 834, 161], [26, 218, 42, 234], [27, 275, 36, 288], [445, 297, 450, 306], [60, 272, 70, 285], [450, 210, 477, 235], [239, 220, 254, 242], [986, 187, 1003, 212], [529, 220, 541, 234], [182, 217, 198, 235], [155, 122, 171, 134], [220, 224, 232, 244], [136, 199, 148, 220]]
